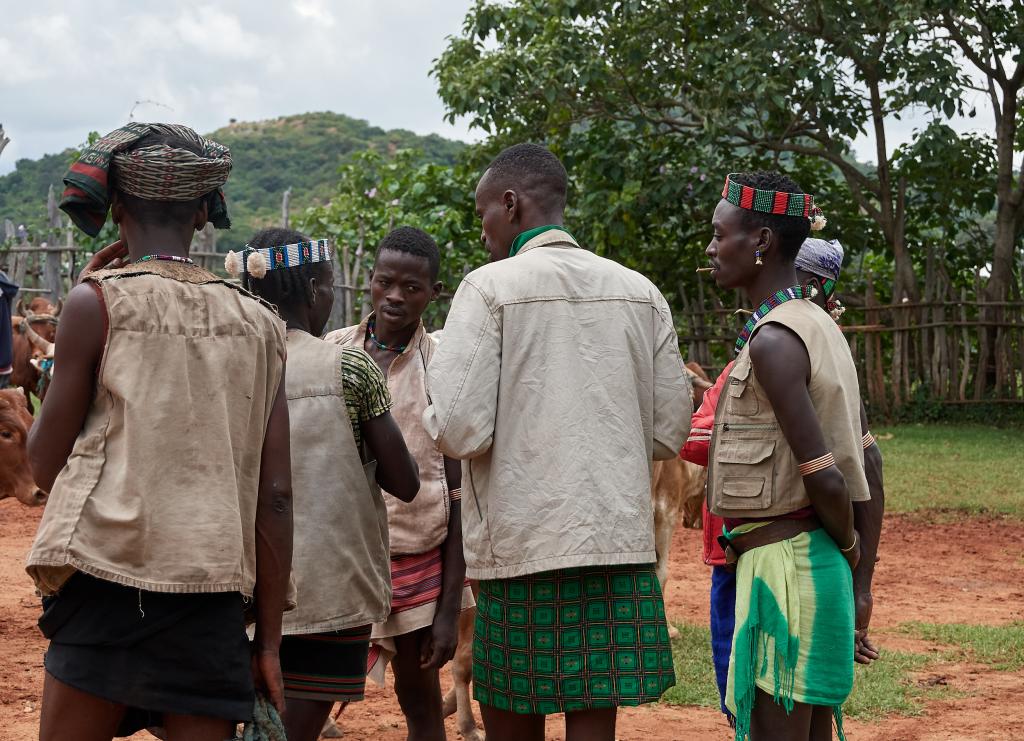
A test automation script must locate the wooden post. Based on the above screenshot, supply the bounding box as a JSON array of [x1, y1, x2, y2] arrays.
[[281, 188, 292, 229], [327, 241, 346, 333], [0, 124, 9, 161]]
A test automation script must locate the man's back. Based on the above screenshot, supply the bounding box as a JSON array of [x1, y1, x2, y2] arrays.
[[426, 229, 691, 580]]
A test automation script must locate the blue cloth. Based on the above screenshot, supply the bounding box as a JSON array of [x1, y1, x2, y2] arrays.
[[710, 565, 736, 717], [0, 270, 18, 374]]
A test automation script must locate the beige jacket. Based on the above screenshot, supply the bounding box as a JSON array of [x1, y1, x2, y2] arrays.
[[423, 229, 692, 580], [326, 319, 450, 555], [27, 262, 286, 597], [283, 331, 391, 633], [708, 299, 870, 518]]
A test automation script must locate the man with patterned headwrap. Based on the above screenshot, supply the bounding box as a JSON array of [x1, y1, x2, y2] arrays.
[[26, 123, 292, 741]]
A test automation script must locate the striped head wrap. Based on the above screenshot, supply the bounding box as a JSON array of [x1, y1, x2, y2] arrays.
[[721, 173, 827, 231], [60, 122, 232, 237], [225, 239, 333, 279]]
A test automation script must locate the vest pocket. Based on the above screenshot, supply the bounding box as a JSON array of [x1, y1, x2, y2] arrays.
[[726, 359, 759, 416], [713, 439, 775, 511]]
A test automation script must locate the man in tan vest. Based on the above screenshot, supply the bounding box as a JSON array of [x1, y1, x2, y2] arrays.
[[233, 227, 420, 741], [327, 226, 472, 741], [706, 170, 869, 740], [26, 124, 292, 741]]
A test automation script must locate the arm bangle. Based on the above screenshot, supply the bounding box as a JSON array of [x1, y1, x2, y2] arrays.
[[448, 487, 462, 502], [862, 431, 876, 449], [798, 452, 835, 477], [840, 532, 858, 553]]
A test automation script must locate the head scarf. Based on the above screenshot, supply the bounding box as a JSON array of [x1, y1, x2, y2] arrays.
[[60, 122, 231, 237], [795, 238, 844, 283]]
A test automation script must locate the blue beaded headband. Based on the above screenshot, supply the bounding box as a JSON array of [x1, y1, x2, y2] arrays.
[[225, 239, 332, 278]]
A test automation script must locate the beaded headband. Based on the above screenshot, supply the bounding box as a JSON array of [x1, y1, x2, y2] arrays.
[[224, 239, 332, 279], [721, 174, 827, 231]]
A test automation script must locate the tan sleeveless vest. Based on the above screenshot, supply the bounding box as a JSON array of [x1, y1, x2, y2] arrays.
[[26, 261, 286, 596], [327, 318, 449, 555], [282, 330, 391, 634], [708, 299, 869, 518]]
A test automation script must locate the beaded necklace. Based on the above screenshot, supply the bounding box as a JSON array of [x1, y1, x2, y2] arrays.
[[734, 285, 805, 354], [137, 254, 195, 265], [367, 318, 408, 353]]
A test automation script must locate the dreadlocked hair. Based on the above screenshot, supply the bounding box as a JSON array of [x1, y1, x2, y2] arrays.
[[730, 171, 811, 260], [243, 227, 332, 313]]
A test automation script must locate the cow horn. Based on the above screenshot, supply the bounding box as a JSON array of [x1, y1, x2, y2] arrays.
[[21, 314, 55, 356], [16, 298, 27, 317], [53, 299, 63, 318]]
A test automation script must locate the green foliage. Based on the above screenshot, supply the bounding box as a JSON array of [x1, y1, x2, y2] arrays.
[[297, 148, 484, 328], [873, 424, 1024, 517], [0, 112, 465, 252], [432, 0, 1002, 312], [901, 622, 1024, 671]]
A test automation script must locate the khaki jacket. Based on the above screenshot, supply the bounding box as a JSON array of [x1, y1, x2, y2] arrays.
[[708, 299, 870, 518], [423, 229, 692, 580], [326, 319, 450, 555], [283, 331, 391, 633], [27, 262, 286, 597]]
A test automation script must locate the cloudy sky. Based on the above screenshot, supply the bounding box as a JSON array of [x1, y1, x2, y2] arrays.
[[0, 0, 477, 174], [0, 0, 999, 176]]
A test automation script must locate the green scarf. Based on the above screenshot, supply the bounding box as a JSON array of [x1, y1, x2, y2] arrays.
[[508, 224, 574, 257]]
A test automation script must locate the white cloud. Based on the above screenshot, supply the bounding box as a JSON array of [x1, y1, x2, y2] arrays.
[[172, 7, 263, 59], [293, 0, 336, 28]]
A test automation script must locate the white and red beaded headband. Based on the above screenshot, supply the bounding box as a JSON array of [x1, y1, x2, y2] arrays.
[[721, 174, 827, 231], [224, 238, 332, 279]]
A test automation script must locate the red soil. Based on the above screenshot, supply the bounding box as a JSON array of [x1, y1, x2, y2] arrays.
[[2, 498, 1022, 740]]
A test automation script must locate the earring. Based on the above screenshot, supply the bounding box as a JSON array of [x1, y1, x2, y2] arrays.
[[754, 249, 763, 266], [807, 282, 819, 299]]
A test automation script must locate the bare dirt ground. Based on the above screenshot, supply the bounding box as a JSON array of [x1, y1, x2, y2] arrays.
[[2, 498, 1022, 741]]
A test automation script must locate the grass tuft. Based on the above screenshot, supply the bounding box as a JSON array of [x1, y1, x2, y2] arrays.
[[900, 622, 1024, 671], [661, 623, 723, 708]]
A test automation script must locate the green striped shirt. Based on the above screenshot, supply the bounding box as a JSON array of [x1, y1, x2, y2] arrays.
[[341, 346, 392, 448]]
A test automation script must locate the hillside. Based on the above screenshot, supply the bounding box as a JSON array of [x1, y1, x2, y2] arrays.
[[0, 112, 465, 249]]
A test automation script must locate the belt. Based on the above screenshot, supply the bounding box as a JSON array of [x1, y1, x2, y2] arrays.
[[717, 515, 822, 573]]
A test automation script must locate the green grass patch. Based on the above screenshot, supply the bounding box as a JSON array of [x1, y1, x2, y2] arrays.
[[874, 425, 1024, 518], [845, 649, 952, 719], [663, 622, 955, 720], [901, 622, 1024, 671], [661, 622, 721, 708]]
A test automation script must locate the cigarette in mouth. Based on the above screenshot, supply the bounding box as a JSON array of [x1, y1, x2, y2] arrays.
[[695, 267, 715, 273]]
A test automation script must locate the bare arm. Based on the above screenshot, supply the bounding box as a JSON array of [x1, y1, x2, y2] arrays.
[[749, 324, 857, 568], [28, 283, 105, 491], [252, 371, 293, 714], [854, 400, 885, 662], [422, 455, 466, 669], [362, 412, 420, 501]]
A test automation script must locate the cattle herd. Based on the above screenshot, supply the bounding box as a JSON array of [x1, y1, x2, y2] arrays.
[[1, 297, 59, 507]]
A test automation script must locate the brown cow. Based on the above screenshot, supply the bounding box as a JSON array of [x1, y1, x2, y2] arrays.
[[10, 297, 60, 410], [0, 387, 46, 505]]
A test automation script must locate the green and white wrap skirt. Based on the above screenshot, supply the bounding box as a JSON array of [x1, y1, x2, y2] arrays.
[[725, 523, 854, 741], [472, 563, 676, 715]]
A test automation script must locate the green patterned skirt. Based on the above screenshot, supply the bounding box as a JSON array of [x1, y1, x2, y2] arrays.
[[472, 563, 676, 715]]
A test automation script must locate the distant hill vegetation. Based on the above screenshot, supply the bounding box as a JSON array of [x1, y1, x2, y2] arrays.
[[0, 111, 465, 250]]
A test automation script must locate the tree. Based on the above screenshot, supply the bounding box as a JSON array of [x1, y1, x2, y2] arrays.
[[298, 149, 483, 327], [924, 0, 1024, 304], [433, 0, 972, 303]]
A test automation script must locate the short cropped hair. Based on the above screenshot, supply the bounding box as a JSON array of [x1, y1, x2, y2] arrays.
[[729, 171, 811, 259], [378, 226, 441, 281], [244, 227, 331, 311], [113, 131, 205, 227], [486, 143, 568, 210]]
